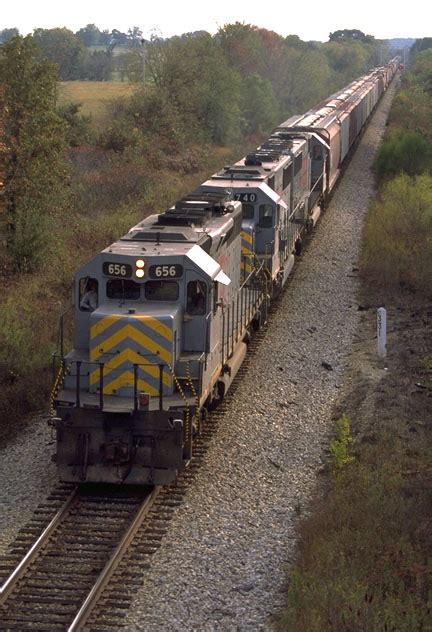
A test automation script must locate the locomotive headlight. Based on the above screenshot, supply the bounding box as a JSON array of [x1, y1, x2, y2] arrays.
[[135, 258, 145, 278]]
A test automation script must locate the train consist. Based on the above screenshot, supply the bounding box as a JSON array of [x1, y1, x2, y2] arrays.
[[52, 59, 398, 485]]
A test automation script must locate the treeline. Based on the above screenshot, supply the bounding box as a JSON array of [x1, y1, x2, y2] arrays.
[[362, 39, 432, 293], [96, 25, 387, 150], [0, 25, 390, 272], [0, 24, 388, 85], [0, 25, 145, 81]]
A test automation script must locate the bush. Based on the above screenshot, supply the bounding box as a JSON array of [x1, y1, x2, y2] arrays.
[[374, 129, 432, 181], [282, 434, 431, 631], [329, 415, 354, 471], [57, 101, 92, 146], [0, 283, 58, 421], [361, 174, 432, 294]]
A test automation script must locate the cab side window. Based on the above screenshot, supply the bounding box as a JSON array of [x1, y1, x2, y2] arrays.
[[187, 280, 207, 315], [259, 205, 274, 228], [79, 278, 98, 312]]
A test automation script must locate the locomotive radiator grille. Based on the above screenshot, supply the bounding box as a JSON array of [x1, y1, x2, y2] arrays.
[[89, 313, 174, 396]]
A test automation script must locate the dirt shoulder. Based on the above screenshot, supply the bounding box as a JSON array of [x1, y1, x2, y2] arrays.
[[337, 289, 432, 450]]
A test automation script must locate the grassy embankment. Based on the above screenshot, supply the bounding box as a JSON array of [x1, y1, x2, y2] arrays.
[[0, 82, 251, 426], [280, 63, 432, 630]]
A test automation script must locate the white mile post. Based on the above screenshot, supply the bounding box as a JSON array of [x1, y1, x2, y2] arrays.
[[377, 307, 387, 357]]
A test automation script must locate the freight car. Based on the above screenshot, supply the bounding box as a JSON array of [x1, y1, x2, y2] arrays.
[[51, 59, 398, 485]]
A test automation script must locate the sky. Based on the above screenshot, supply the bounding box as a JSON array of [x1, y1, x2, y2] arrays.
[[1, 0, 428, 42]]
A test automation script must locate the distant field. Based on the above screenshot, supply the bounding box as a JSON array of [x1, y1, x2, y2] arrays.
[[58, 82, 136, 129]]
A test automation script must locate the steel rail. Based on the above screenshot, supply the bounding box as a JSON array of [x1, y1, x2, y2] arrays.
[[68, 485, 162, 632], [0, 487, 77, 605]]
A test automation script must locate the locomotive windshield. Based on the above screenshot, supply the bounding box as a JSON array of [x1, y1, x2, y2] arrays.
[[242, 204, 255, 219], [145, 280, 179, 301], [106, 279, 140, 300]]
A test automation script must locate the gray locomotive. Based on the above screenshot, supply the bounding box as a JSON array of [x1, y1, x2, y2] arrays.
[[54, 193, 268, 484], [52, 59, 398, 485]]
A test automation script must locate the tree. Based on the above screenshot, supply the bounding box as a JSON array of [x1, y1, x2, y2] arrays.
[[218, 23, 278, 78], [281, 46, 332, 113], [57, 102, 91, 146], [32, 28, 86, 80], [374, 129, 432, 180], [284, 34, 310, 50], [76, 23, 101, 47], [114, 49, 142, 82], [110, 29, 128, 46], [324, 39, 375, 84], [146, 33, 243, 143], [362, 174, 432, 292], [390, 86, 432, 140], [241, 74, 279, 133], [410, 38, 432, 58], [0, 36, 70, 270], [127, 27, 143, 48], [409, 49, 432, 95], [329, 29, 374, 44], [98, 30, 112, 46], [83, 49, 113, 80], [0, 28, 19, 44]]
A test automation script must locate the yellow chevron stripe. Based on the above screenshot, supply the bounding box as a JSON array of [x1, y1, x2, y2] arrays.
[[134, 315, 172, 342], [101, 370, 159, 396], [89, 348, 172, 387], [241, 231, 253, 245], [91, 314, 124, 340], [90, 324, 171, 364], [241, 246, 252, 255], [91, 314, 172, 342]]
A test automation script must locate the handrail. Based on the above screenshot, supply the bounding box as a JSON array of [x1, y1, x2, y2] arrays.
[[56, 303, 73, 360], [54, 357, 169, 412]]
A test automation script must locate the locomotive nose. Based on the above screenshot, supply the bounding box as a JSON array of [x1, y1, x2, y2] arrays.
[[241, 227, 254, 279], [88, 307, 180, 398]]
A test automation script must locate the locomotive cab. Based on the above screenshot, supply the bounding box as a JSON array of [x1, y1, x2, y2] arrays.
[[197, 178, 293, 289]]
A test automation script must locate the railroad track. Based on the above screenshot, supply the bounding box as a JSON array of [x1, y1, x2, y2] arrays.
[[0, 484, 161, 630], [0, 307, 277, 631]]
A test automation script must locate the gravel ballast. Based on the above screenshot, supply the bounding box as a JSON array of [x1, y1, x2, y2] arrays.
[[0, 82, 396, 629], [125, 83, 397, 630]]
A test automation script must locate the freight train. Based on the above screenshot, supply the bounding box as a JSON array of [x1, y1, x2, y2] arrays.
[[51, 58, 398, 485]]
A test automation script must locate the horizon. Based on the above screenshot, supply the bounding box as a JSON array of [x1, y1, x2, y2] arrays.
[[1, 0, 429, 43]]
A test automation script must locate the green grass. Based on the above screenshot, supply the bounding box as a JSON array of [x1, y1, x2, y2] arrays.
[[58, 82, 136, 129]]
